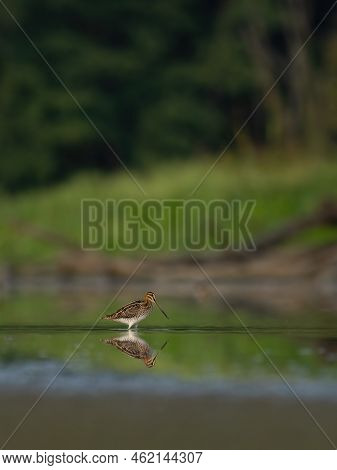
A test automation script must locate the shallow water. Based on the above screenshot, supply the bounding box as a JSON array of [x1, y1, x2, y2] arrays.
[[0, 292, 337, 449]]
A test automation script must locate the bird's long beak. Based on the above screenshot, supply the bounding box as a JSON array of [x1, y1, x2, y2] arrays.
[[155, 300, 169, 319], [152, 340, 168, 362], [160, 340, 168, 351]]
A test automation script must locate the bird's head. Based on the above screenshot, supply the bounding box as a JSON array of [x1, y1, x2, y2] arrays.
[[143, 341, 168, 368], [144, 355, 157, 368], [144, 291, 156, 304], [144, 291, 169, 319]]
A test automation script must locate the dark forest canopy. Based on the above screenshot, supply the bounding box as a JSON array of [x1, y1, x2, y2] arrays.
[[0, 0, 337, 191]]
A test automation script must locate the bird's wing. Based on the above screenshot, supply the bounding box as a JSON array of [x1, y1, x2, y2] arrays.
[[105, 300, 143, 319], [105, 338, 150, 359]]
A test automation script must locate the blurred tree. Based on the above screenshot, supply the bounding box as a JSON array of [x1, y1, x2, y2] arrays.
[[0, 0, 336, 191]]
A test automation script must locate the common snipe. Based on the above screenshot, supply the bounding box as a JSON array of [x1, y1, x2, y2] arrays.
[[102, 331, 167, 368], [102, 291, 169, 329]]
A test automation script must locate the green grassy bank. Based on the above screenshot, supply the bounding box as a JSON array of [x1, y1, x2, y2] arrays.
[[1, 155, 337, 266]]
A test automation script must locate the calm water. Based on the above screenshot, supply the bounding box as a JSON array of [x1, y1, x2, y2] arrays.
[[0, 292, 337, 449]]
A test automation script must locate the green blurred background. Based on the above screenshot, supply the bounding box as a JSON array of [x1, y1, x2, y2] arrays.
[[1, 3, 337, 450], [1, 0, 337, 189], [1, 0, 337, 264]]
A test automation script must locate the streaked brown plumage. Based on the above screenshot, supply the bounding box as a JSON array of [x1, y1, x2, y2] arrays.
[[102, 291, 168, 329], [102, 331, 167, 368]]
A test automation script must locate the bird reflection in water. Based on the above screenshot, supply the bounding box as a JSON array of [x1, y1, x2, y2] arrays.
[[101, 331, 168, 368]]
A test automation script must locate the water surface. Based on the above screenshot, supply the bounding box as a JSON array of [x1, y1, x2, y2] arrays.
[[0, 292, 336, 449]]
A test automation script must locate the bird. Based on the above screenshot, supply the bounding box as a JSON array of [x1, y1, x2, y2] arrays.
[[102, 291, 169, 329], [102, 331, 167, 368]]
